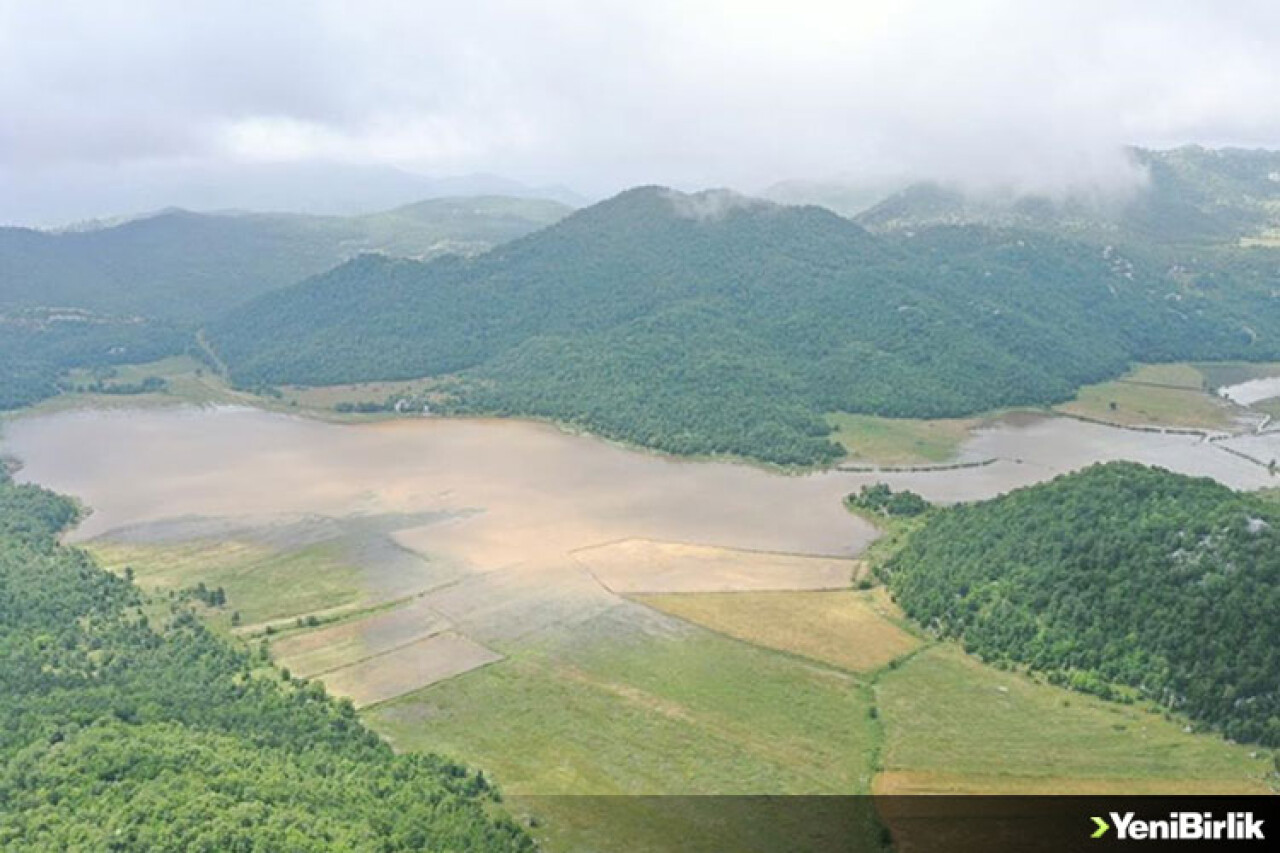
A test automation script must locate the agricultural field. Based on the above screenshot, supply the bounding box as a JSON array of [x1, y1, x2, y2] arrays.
[[268, 594, 454, 678], [874, 645, 1274, 794], [1054, 363, 1238, 430], [634, 589, 920, 673], [367, 605, 881, 795], [825, 414, 980, 465]]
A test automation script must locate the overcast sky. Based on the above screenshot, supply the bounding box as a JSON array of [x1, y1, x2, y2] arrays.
[[3, 0, 1280, 222]]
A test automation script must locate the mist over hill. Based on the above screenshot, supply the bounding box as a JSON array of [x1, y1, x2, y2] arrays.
[[853, 146, 1280, 245], [0, 161, 585, 228]]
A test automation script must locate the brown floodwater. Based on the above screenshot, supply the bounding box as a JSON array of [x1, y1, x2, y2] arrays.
[[4, 406, 1272, 555]]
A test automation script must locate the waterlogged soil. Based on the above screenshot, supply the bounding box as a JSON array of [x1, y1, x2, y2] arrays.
[[3, 405, 1275, 709]]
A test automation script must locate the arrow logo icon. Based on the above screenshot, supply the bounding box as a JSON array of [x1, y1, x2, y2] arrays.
[[1091, 816, 1111, 839]]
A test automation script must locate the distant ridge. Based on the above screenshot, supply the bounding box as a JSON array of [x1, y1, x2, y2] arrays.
[[0, 196, 572, 320]]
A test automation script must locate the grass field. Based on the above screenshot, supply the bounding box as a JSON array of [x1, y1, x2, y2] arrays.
[[88, 538, 367, 626], [635, 589, 920, 673], [367, 606, 880, 795], [874, 645, 1275, 794], [825, 414, 978, 465], [1055, 363, 1237, 430]]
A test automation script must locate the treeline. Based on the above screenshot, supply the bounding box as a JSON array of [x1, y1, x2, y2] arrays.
[[208, 187, 1280, 466], [0, 470, 532, 851], [880, 462, 1280, 745]]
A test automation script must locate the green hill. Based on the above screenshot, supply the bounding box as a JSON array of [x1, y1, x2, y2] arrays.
[[0, 469, 532, 851], [881, 462, 1280, 746], [0, 197, 572, 321], [208, 186, 1279, 465]]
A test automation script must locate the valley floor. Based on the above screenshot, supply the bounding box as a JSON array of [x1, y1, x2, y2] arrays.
[[4, 370, 1280, 850]]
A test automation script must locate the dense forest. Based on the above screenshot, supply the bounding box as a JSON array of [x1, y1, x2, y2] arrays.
[[880, 462, 1280, 745], [209, 185, 1280, 465], [0, 471, 532, 851]]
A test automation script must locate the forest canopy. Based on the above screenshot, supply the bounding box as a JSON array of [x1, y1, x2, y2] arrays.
[[880, 462, 1280, 745], [0, 470, 532, 851]]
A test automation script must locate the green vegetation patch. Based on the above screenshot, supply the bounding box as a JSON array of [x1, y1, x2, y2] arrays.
[[89, 538, 367, 627], [875, 645, 1273, 794], [366, 607, 879, 795], [826, 413, 977, 465]]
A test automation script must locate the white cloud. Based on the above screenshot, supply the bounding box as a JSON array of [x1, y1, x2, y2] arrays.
[[1, 0, 1279, 209]]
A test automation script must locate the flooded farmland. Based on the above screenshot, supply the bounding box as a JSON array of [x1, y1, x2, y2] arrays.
[[3, 404, 1276, 709]]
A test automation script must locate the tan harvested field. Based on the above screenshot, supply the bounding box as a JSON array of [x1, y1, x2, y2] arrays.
[[319, 631, 503, 708], [575, 539, 861, 594], [635, 589, 919, 673]]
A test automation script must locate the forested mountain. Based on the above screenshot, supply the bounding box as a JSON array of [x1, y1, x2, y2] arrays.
[[0, 470, 532, 851], [208, 186, 1280, 465], [0, 196, 572, 321], [881, 462, 1280, 745], [857, 146, 1280, 245], [0, 196, 570, 410]]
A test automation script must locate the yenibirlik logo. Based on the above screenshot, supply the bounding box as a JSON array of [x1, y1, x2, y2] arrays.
[[1091, 812, 1265, 842]]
